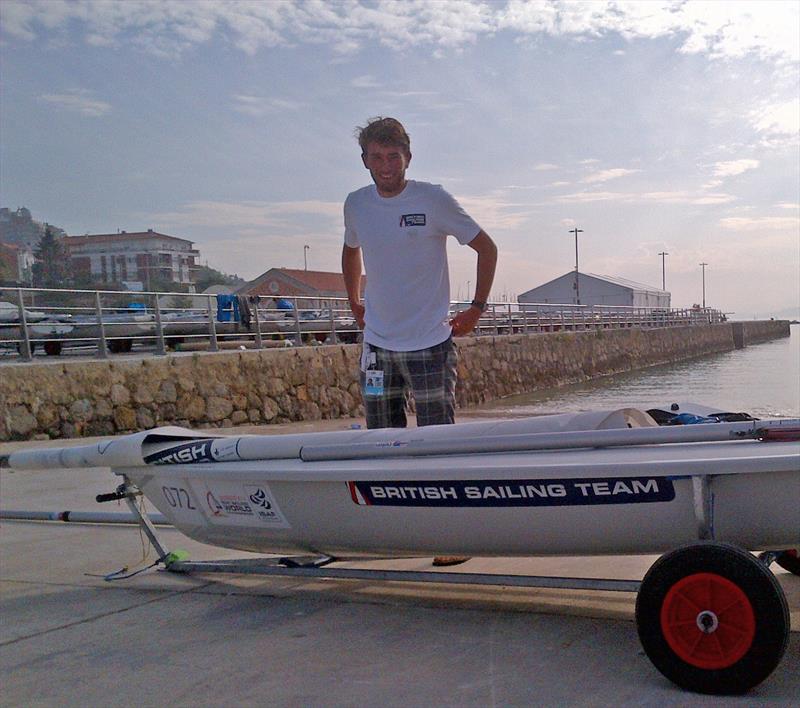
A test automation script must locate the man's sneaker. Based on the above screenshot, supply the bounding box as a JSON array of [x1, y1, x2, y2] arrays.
[[432, 556, 470, 566]]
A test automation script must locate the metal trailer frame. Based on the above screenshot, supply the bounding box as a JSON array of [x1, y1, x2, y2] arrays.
[[105, 469, 729, 594]]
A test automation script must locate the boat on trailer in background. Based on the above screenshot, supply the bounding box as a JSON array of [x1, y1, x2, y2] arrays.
[[4, 403, 799, 695]]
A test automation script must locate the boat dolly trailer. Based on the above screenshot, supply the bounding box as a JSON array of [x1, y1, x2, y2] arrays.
[[4, 408, 799, 695]]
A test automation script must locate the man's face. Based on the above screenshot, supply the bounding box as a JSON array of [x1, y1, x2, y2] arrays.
[[362, 141, 411, 197]]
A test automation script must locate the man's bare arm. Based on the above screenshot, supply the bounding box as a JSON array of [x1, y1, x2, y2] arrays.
[[450, 230, 498, 337], [342, 244, 365, 328]]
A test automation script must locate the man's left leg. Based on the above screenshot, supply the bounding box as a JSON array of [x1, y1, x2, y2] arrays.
[[406, 337, 467, 566], [406, 337, 457, 427]]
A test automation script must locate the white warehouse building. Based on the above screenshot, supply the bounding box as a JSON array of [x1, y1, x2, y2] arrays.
[[518, 272, 670, 309]]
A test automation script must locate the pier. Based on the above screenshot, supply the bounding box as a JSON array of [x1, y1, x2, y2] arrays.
[[0, 319, 789, 441]]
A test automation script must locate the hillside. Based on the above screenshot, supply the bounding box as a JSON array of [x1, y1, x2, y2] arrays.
[[0, 207, 67, 248]]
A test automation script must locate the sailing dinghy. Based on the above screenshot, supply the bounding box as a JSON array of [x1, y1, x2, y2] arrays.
[[4, 405, 799, 695]]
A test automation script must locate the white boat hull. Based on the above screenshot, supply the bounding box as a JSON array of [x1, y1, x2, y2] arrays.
[[8, 408, 799, 558], [123, 442, 799, 557]]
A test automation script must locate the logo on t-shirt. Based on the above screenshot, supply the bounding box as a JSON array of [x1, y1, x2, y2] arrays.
[[399, 213, 426, 227]]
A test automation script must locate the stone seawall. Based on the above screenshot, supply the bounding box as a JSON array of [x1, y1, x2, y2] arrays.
[[731, 320, 791, 348], [0, 320, 789, 441]]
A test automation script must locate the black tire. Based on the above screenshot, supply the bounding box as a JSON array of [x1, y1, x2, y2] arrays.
[[776, 549, 800, 576], [636, 542, 789, 695], [108, 338, 133, 354], [43, 341, 62, 356]]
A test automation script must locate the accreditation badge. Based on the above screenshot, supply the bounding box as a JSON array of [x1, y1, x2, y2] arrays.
[[364, 370, 384, 397]]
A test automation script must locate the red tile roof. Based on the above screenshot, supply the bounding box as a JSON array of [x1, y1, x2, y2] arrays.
[[279, 269, 353, 291], [241, 268, 365, 298]]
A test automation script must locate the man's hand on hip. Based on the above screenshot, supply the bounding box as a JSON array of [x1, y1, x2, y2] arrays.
[[449, 305, 482, 337], [349, 300, 366, 329]]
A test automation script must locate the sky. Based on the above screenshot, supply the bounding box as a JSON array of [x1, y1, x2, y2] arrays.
[[1, 0, 798, 318]]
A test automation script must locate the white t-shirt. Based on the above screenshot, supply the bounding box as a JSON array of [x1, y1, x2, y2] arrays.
[[344, 180, 481, 351]]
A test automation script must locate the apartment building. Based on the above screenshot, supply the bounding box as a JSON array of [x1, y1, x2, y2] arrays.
[[63, 229, 199, 288]]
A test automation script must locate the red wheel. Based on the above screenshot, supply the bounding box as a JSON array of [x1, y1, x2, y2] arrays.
[[636, 542, 789, 694], [660, 572, 755, 670]]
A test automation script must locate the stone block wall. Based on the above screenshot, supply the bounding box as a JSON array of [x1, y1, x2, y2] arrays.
[[1, 346, 362, 440], [452, 324, 738, 407], [731, 320, 791, 348], [0, 321, 789, 441]]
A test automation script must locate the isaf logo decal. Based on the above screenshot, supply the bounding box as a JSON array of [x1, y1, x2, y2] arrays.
[[399, 213, 426, 227], [248, 487, 272, 510], [244, 485, 281, 522]]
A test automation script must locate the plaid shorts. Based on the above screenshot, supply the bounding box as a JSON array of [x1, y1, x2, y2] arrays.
[[360, 337, 458, 429]]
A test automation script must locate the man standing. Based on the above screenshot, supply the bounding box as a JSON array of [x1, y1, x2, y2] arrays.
[[342, 116, 497, 431]]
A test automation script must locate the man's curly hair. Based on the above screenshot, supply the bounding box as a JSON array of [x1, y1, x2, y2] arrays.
[[356, 117, 411, 156]]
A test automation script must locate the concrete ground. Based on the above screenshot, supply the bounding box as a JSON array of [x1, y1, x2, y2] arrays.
[[1, 420, 798, 707]]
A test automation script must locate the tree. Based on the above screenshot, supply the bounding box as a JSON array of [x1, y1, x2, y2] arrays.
[[194, 264, 244, 292], [32, 226, 72, 287], [0, 243, 16, 282]]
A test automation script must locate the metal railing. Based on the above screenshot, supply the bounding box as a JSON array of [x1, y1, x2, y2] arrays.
[[0, 286, 726, 362], [468, 302, 726, 336]]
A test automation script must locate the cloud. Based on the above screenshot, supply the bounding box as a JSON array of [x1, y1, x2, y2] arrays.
[[720, 216, 800, 231], [533, 162, 559, 171], [456, 191, 539, 230], [551, 189, 735, 205], [689, 194, 736, 206], [38, 89, 111, 117], [500, 0, 799, 62], [232, 94, 303, 116], [670, 1, 799, 62], [581, 168, 639, 184], [148, 199, 341, 231], [751, 99, 800, 136], [712, 159, 760, 178], [350, 75, 382, 89], [3, 1, 797, 63]]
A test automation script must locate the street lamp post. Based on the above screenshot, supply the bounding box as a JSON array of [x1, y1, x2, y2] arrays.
[[658, 251, 668, 291], [699, 262, 708, 308], [304, 245, 310, 271], [569, 227, 584, 305]]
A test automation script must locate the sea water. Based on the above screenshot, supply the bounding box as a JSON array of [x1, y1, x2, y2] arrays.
[[479, 326, 800, 419]]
